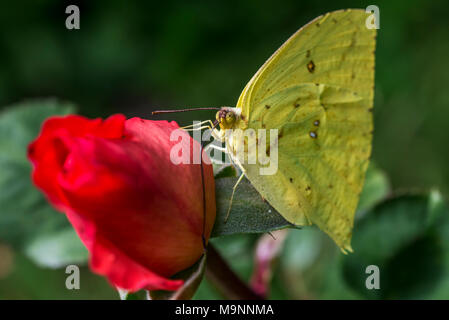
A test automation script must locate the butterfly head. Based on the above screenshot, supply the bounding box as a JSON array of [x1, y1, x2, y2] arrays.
[[216, 107, 237, 130]]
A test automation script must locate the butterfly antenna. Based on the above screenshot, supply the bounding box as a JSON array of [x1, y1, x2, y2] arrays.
[[152, 107, 220, 115]]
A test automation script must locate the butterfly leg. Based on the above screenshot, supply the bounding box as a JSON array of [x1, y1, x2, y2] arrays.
[[208, 130, 247, 222], [183, 125, 213, 132], [203, 143, 227, 165], [181, 120, 213, 130], [181, 120, 216, 132], [204, 143, 226, 152], [225, 171, 245, 222], [224, 152, 247, 222]]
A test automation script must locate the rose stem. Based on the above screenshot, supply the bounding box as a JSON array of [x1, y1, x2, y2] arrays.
[[205, 244, 264, 300]]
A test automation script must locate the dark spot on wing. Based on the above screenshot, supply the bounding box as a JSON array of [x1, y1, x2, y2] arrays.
[[309, 131, 318, 139], [265, 105, 270, 109], [313, 120, 320, 126], [307, 60, 315, 73], [305, 186, 312, 195]]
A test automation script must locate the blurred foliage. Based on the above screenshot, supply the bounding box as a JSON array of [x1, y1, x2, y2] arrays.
[[343, 191, 449, 299], [0, 0, 448, 299], [0, 100, 87, 267], [0, 100, 104, 298], [0, 251, 116, 299]]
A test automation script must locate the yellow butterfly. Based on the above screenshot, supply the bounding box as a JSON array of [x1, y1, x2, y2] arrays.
[[189, 9, 376, 252]]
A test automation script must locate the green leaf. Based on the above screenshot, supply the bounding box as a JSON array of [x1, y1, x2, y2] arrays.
[[213, 164, 237, 179], [0, 99, 87, 267], [212, 177, 293, 237], [148, 253, 207, 300], [24, 228, 87, 269], [342, 191, 449, 299]]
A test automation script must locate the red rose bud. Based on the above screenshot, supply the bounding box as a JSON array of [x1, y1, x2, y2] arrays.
[[28, 114, 216, 292]]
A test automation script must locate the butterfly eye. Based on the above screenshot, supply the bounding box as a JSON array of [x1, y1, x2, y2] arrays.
[[225, 112, 235, 124]]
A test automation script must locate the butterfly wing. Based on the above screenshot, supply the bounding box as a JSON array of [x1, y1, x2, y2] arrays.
[[235, 9, 376, 251]]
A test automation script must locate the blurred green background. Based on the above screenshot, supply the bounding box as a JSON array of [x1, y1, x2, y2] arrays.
[[0, 0, 448, 299]]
